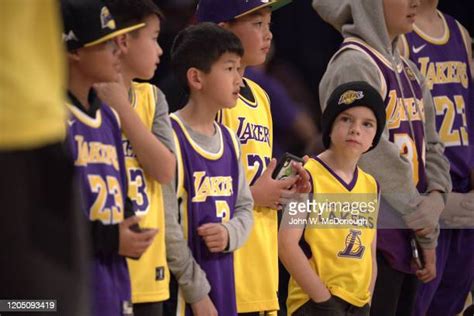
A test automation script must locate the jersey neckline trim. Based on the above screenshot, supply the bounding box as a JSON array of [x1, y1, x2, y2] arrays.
[[170, 113, 224, 160], [67, 103, 103, 128], [314, 156, 359, 192], [413, 10, 450, 45], [239, 78, 259, 108]]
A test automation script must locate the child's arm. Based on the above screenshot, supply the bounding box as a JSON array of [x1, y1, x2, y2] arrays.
[[118, 216, 157, 258], [403, 61, 451, 243], [89, 215, 156, 258], [164, 181, 217, 312], [278, 222, 331, 303], [415, 247, 437, 283], [94, 80, 176, 184]]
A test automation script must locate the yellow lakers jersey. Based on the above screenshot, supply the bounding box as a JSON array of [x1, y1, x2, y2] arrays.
[[217, 78, 278, 312], [0, 0, 66, 149], [125, 82, 169, 303], [287, 157, 378, 315]]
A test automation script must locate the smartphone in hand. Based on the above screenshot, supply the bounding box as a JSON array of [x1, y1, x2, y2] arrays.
[[271, 152, 304, 180], [411, 238, 424, 269]]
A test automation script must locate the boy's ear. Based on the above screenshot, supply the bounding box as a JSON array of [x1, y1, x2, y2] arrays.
[[67, 49, 81, 62], [186, 67, 203, 90], [218, 22, 229, 29], [115, 34, 128, 54]]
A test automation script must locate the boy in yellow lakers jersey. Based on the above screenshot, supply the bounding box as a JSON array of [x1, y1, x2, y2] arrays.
[[169, 23, 254, 316], [279, 81, 386, 316], [196, 1, 311, 315], [94, 1, 178, 315]]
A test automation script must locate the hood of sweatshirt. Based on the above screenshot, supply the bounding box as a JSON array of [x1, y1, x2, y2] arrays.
[[312, 0, 397, 60]]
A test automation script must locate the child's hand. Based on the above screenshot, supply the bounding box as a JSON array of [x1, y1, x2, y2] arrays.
[[251, 158, 298, 209], [415, 247, 436, 283], [94, 74, 130, 114], [311, 287, 331, 303], [190, 295, 218, 316], [197, 223, 229, 253], [118, 216, 158, 258], [404, 191, 444, 236], [292, 161, 311, 194]]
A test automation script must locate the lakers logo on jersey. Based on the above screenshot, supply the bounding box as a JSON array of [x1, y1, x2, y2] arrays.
[[74, 135, 119, 171], [191, 171, 233, 203], [338, 229, 365, 259], [417, 57, 468, 90], [385, 90, 424, 129], [236, 117, 270, 145]]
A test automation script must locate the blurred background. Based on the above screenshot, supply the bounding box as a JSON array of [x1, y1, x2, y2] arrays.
[[152, 0, 474, 161]]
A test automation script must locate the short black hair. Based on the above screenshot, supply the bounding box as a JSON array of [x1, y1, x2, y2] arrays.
[[104, 0, 164, 29], [171, 22, 244, 93]]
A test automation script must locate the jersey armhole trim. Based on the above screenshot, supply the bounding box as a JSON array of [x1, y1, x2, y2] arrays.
[[172, 130, 185, 199]]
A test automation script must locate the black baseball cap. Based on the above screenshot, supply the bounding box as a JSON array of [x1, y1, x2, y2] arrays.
[[321, 81, 386, 151], [61, 0, 145, 51], [196, 0, 292, 23]]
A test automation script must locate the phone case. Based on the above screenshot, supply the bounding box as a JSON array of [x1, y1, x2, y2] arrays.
[[272, 152, 304, 180]]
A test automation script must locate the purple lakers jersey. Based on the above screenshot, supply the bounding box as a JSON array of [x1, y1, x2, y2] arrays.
[[171, 114, 240, 316], [66, 91, 131, 316], [403, 13, 474, 193], [338, 38, 428, 273]]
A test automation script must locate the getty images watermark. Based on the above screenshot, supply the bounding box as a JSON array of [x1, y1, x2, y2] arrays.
[[281, 193, 379, 229]]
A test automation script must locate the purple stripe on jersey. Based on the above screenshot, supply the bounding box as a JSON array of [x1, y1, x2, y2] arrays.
[[314, 156, 359, 191], [341, 40, 428, 273], [67, 103, 131, 316], [172, 117, 240, 316], [405, 13, 474, 193]]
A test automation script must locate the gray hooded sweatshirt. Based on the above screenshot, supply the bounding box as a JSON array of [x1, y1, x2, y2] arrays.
[[313, 0, 451, 267]]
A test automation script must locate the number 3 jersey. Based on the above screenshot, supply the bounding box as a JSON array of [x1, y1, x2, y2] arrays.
[[171, 113, 241, 316], [66, 90, 131, 316], [401, 12, 474, 193], [124, 83, 172, 303]]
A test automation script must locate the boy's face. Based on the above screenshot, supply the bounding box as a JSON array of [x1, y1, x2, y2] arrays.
[[329, 106, 377, 155], [223, 8, 272, 67], [73, 39, 122, 83], [199, 52, 242, 109], [383, 0, 419, 39], [123, 14, 163, 80]]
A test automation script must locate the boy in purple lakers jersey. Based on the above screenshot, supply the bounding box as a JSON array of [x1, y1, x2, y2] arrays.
[[313, 0, 452, 314], [61, 0, 157, 315], [399, 1, 474, 315], [169, 23, 254, 316]]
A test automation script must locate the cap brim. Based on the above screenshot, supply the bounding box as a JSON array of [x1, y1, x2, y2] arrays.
[[84, 23, 146, 48], [235, 0, 292, 19]]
